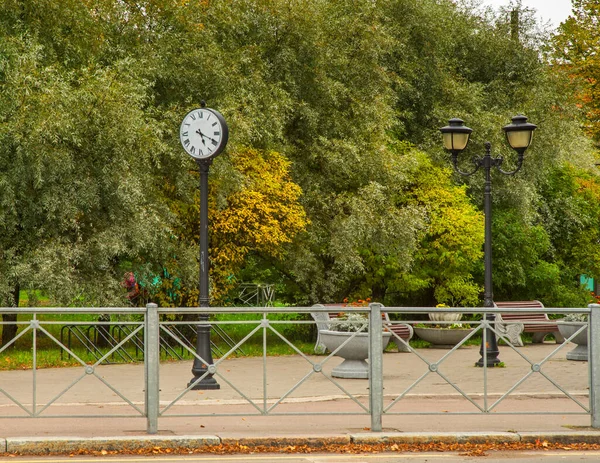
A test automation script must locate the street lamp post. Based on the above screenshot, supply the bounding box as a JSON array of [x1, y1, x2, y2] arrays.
[[179, 103, 229, 389], [440, 115, 537, 367]]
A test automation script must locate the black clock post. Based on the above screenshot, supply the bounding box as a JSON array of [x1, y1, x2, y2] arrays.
[[189, 157, 219, 389], [179, 102, 229, 390]]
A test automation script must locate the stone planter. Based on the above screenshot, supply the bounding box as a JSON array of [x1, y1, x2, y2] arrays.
[[414, 326, 474, 348], [558, 321, 588, 361], [428, 312, 463, 323], [319, 330, 391, 379]]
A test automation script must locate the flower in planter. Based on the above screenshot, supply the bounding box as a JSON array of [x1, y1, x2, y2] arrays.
[[447, 322, 471, 329], [415, 322, 472, 329], [342, 297, 371, 307], [562, 313, 588, 322], [328, 313, 369, 332], [428, 303, 463, 323]]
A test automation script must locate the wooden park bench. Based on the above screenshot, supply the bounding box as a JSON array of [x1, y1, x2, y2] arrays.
[[494, 300, 564, 347], [383, 313, 414, 353], [310, 304, 413, 353]]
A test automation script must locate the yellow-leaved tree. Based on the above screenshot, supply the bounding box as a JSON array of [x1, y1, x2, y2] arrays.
[[155, 148, 308, 307]]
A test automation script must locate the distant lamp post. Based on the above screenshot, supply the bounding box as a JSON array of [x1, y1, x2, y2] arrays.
[[179, 102, 229, 389], [440, 115, 537, 367]]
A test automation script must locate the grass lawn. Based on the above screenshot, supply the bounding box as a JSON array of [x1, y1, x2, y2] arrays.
[[1, 292, 524, 370], [0, 306, 319, 370]]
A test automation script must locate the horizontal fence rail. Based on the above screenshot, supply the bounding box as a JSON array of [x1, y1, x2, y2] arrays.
[[0, 304, 598, 433]]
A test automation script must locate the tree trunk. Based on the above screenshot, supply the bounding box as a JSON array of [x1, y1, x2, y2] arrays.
[[1, 285, 20, 350], [372, 283, 387, 304], [96, 314, 112, 348]]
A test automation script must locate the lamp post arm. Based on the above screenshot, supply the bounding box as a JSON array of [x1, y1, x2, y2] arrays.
[[493, 153, 525, 176], [450, 152, 482, 177]]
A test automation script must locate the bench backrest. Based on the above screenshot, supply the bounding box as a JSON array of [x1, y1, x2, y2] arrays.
[[492, 300, 561, 334], [493, 300, 546, 322], [494, 300, 544, 310]]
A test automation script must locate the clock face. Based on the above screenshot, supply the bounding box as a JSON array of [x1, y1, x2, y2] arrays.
[[179, 108, 229, 159]]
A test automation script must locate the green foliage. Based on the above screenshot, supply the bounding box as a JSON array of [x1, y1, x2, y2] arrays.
[[0, 0, 598, 316], [489, 163, 600, 307], [537, 165, 600, 306], [553, 0, 600, 147], [153, 147, 308, 306], [492, 210, 551, 293], [0, 30, 169, 307], [387, 150, 484, 306]]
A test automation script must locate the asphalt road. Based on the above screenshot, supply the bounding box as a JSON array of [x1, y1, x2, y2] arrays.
[[2, 451, 600, 462]]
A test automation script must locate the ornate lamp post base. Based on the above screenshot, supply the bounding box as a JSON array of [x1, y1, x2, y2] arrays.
[[189, 377, 220, 390], [475, 314, 502, 367], [189, 322, 220, 390]]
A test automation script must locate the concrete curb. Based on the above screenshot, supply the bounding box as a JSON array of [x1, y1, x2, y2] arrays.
[[350, 432, 521, 444], [5, 436, 220, 455], [4, 432, 600, 455], [518, 431, 600, 444], [220, 436, 351, 447]]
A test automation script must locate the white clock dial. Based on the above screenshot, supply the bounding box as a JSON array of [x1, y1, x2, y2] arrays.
[[179, 108, 228, 159]]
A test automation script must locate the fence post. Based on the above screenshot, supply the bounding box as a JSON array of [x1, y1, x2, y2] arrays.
[[590, 304, 600, 428], [145, 303, 159, 434], [369, 302, 383, 432]]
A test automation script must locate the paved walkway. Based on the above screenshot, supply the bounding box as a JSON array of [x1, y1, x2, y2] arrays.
[[1, 343, 599, 454]]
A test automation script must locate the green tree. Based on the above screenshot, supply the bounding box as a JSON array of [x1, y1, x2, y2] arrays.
[[380, 0, 598, 308], [539, 165, 600, 305], [155, 147, 308, 307], [554, 0, 600, 147], [2, 0, 598, 320], [391, 150, 484, 307], [0, 33, 168, 346]]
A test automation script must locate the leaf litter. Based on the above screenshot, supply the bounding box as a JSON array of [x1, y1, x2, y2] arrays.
[[4, 439, 600, 458]]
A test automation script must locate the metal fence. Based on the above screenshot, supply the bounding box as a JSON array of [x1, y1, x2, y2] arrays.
[[0, 303, 598, 434]]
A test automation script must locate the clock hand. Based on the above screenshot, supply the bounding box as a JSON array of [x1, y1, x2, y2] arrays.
[[195, 128, 207, 145], [195, 128, 218, 146]]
